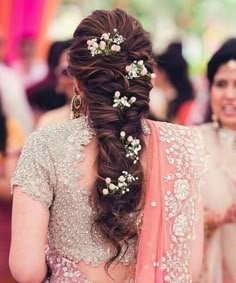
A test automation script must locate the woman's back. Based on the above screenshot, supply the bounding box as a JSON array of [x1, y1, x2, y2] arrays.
[[12, 117, 136, 283], [11, 116, 205, 283]]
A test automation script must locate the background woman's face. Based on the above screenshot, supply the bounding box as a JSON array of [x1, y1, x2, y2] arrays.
[[55, 50, 74, 100], [211, 62, 236, 130]]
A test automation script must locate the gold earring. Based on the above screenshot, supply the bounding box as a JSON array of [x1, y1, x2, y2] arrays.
[[71, 87, 81, 119], [212, 113, 219, 129]]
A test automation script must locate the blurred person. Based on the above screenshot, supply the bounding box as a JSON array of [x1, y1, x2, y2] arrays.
[[0, 28, 5, 64], [11, 33, 48, 89], [27, 40, 71, 112], [0, 28, 34, 135], [197, 38, 236, 283], [149, 42, 195, 125], [190, 75, 210, 125], [27, 40, 72, 126], [0, 97, 25, 282], [37, 45, 74, 128], [9, 9, 205, 283]]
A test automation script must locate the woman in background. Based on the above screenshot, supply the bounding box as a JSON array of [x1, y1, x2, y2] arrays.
[[0, 98, 25, 282], [149, 42, 195, 125], [36, 45, 74, 128], [198, 38, 236, 283], [27, 40, 70, 115]]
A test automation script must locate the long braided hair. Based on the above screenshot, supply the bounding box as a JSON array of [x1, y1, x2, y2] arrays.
[[68, 9, 154, 266]]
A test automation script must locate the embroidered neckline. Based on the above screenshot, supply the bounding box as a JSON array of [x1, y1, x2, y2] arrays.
[[217, 126, 236, 149], [141, 119, 151, 135]]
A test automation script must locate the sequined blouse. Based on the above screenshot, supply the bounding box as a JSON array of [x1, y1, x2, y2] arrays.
[[12, 117, 137, 282]]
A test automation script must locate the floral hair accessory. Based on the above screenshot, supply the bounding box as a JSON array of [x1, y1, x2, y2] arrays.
[[120, 131, 142, 164], [113, 91, 136, 111], [87, 29, 126, 57], [125, 60, 155, 80], [103, 171, 138, 195]]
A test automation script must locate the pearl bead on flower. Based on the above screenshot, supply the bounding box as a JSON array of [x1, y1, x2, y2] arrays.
[[151, 201, 157, 207], [127, 136, 133, 142], [102, 188, 109, 195], [130, 97, 136, 103], [120, 131, 126, 138], [114, 91, 121, 98], [99, 41, 106, 50]]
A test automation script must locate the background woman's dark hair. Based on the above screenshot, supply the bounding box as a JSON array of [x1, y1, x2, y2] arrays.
[[27, 39, 73, 111], [0, 96, 7, 154], [204, 37, 236, 122], [68, 9, 153, 267], [155, 42, 194, 121]]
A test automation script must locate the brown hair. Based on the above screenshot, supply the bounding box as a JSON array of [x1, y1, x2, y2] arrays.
[[68, 9, 153, 266]]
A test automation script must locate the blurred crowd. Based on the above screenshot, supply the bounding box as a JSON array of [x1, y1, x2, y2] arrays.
[[0, 20, 235, 283]]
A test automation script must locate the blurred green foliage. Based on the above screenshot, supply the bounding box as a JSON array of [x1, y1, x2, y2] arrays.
[[62, 0, 236, 36], [61, 0, 236, 74]]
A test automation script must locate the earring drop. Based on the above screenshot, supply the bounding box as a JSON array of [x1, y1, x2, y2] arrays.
[[212, 113, 219, 129], [71, 87, 81, 119]]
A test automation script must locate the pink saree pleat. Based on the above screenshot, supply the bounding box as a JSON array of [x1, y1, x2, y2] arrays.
[[135, 121, 166, 282], [135, 120, 205, 283]]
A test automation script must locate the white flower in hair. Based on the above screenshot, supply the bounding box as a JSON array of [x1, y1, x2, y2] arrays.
[[87, 39, 102, 56], [87, 29, 126, 57], [125, 60, 155, 80], [113, 91, 136, 111], [120, 131, 142, 164], [103, 171, 138, 195]]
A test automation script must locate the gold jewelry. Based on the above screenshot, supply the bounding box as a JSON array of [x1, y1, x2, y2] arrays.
[[212, 113, 219, 129], [71, 87, 81, 119], [227, 59, 236, 70]]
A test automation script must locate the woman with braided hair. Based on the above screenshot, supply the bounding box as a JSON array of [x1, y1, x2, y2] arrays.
[[9, 9, 205, 283]]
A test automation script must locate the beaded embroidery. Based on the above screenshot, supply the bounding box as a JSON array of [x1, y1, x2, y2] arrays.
[[44, 248, 135, 283], [158, 123, 205, 283]]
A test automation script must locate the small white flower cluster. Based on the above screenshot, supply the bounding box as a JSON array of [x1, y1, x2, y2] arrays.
[[103, 171, 138, 195], [120, 131, 141, 164], [112, 91, 136, 111], [125, 60, 156, 80], [87, 29, 126, 57]]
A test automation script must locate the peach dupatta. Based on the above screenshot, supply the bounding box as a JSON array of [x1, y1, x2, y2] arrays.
[[135, 120, 205, 283]]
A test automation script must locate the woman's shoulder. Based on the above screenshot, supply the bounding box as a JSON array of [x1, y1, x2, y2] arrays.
[[193, 123, 214, 142], [145, 119, 207, 187], [195, 122, 213, 133], [27, 116, 94, 150], [146, 119, 205, 155], [147, 119, 197, 138], [37, 106, 69, 128]]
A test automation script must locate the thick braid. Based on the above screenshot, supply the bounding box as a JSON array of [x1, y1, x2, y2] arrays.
[[68, 9, 154, 266]]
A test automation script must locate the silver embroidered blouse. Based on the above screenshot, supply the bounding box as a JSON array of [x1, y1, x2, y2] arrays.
[[11, 117, 137, 268]]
